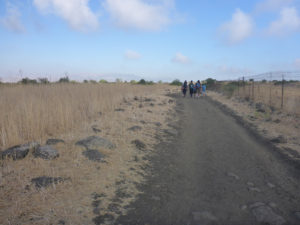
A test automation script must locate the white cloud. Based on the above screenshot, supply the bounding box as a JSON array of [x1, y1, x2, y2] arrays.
[[124, 50, 141, 60], [267, 7, 300, 36], [0, 2, 25, 33], [172, 53, 191, 64], [219, 9, 254, 44], [295, 58, 300, 68], [103, 0, 173, 31], [255, 0, 295, 12], [33, 0, 99, 32]]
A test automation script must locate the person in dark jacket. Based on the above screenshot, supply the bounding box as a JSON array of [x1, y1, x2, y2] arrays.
[[189, 81, 194, 98], [181, 80, 188, 97]]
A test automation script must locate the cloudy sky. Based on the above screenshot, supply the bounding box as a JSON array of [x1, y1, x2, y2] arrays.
[[0, 0, 300, 82]]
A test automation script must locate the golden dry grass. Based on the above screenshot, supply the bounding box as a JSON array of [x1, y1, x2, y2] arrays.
[[0, 83, 163, 149], [0, 83, 179, 225], [234, 82, 300, 115]]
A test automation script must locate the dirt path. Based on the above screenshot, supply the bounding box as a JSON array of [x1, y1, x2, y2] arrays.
[[116, 95, 300, 225]]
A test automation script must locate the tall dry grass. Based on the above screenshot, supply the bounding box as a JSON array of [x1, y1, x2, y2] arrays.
[[0, 83, 161, 149], [234, 82, 300, 115]]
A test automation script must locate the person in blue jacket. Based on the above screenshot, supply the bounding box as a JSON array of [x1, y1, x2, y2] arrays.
[[202, 82, 207, 96]]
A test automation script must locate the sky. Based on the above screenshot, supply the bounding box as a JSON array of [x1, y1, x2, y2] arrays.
[[0, 0, 300, 82]]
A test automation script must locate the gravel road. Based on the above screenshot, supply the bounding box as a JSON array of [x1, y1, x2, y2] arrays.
[[116, 95, 300, 225]]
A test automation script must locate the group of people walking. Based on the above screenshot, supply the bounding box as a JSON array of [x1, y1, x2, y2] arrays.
[[181, 80, 207, 98]]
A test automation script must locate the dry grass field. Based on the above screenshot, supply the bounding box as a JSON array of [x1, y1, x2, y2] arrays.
[[0, 83, 166, 149], [0, 83, 179, 225], [233, 82, 300, 115]]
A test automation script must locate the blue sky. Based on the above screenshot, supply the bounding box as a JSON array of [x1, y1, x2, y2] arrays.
[[0, 0, 300, 82]]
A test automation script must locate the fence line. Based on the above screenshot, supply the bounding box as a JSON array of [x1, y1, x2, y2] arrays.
[[220, 71, 300, 115]]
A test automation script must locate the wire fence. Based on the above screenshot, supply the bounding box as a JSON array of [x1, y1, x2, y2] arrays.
[[221, 71, 300, 115]]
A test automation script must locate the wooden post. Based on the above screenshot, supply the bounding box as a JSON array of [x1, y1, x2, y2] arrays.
[[281, 74, 284, 109], [238, 79, 240, 96], [269, 73, 272, 106], [243, 77, 245, 98], [252, 80, 254, 100]]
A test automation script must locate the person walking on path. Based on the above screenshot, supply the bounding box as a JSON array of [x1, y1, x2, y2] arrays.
[[196, 80, 202, 98], [189, 81, 194, 98], [202, 82, 207, 96], [182, 80, 188, 97]]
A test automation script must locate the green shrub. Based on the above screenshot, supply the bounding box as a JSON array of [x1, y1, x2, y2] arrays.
[[38, 78, 50, 84], [20, 77, 38, 84], [170, 79, 182, 86], [58, 76, 69, 83], [221, 81, 239, 98], [89, 80, 97, 84]]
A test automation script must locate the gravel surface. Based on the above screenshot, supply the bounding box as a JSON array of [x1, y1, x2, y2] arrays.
[[116, 95, 300, 225]]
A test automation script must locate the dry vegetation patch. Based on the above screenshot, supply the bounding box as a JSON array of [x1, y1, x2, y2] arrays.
[[209, 91, 300, 159], [0, 84, 179, 224]]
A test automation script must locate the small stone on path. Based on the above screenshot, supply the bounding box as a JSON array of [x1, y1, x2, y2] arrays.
[[192, 211, 218, 224], [241, 205, 248, 210], [131, 140, 146, 150], [1, 142, 39, 160], [92, 125, 101, 133], [128, 126, 142, 132], [267, 182, 276, 188], [115, 108, 125, 112], [270, 135, 287, 144], [33, 145, 59, 160], [46, 139, 64, 145], [247, 182, 254, 187], [154, 122, 162, 127], [31, 176, 66, 188], [76, 136, 115, 150], [248, 187, 261, 193], [268, 202, 277, 208], [82, 150, 105, 162], [250, 202, 286, 225], [227, 172, 240, 180]]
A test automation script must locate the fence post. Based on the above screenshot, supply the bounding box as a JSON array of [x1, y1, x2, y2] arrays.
[[243, 77, 245, 98], [281, 74, 284, 109], [269, 73, 272, 106], [252, 79, 254, 101], [238, 79, 240, 97]]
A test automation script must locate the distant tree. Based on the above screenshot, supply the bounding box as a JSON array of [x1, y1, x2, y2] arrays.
[[158, 80, 163, 84], [89, 80, 97, 84], [130, 80, 137, 84], [99, 79, 108, 83], [38, 77, 50, 84], [262, 79, 267, 83], [58, 76, 69, 83], [83, 80, 88, 83], [205, 78, 216, 88], [20, 77, 38, 84], [249, 79, 254, 82], [170, 79, 182, 86], [138, 79, 146, 85]]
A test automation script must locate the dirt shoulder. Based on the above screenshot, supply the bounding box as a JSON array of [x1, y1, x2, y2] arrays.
[[208, 91, 300, 164]]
